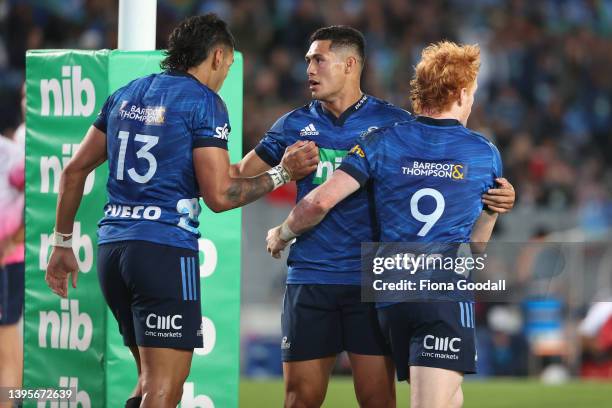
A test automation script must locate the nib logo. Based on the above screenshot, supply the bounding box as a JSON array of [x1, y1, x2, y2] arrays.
[[179, 382, 214, 408], [40, 65, 95, 117], [38, 299, 93, 351], [40, 143, 95, 195], [36, 376, 91, 408]]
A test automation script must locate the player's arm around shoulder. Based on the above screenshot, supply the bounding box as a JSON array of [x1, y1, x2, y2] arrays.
[[480, 140, 515, 213]]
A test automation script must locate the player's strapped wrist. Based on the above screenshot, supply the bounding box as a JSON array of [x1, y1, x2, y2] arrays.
[[266, 164, 292, 190], [51, 229, 73, 248], [279, 222, 298, 241]]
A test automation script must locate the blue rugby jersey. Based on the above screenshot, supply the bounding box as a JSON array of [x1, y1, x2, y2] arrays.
[[340, 116, 502, 243], [93, 71, 230, 251], [339, 116, 502, 302], [255, 95, 411, 284]]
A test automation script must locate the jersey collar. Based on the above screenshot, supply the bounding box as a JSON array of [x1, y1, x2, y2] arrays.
[[416, 116, 462, 127], [317, 94, 369, 126], [166, 70, 201, 84]]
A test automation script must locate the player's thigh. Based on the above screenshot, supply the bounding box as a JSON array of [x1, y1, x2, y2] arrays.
[[97, 242, 137, 346], [376, 304, 414, 382], [281, 284, 342, 362], [283, 356, 336, 404], [123, 241, 203, 350], [409, 366, 463, 408], [348, 353, 395, 407], [340, 285, 389, 357]]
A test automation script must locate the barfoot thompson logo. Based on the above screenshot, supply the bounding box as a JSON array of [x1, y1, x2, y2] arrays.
[[421, 335, 461, 360], [299, 123, 319, 136], [119, 101, 165, 125], [40, 65, 95, 117], [403, 160, 466, 180]]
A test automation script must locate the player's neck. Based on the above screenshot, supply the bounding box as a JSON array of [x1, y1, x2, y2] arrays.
[[321, 88, 364, 118], [187, 65, 216, 91], [421, 109, 466, 126]]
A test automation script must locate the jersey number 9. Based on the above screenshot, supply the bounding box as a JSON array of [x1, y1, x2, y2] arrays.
[[410, 188, 445, 236]]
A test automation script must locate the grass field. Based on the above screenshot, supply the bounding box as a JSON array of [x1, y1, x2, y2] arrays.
[[240, 378, 612, 407]]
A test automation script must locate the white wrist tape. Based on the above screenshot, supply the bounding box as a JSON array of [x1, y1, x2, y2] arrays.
[[267, 164, 292, 190], [51, 230, 73, 248], [279, 222, 298, 241]]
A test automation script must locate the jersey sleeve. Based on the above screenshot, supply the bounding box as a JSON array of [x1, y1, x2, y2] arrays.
[[491, 143, 503, 179], [254, 113, 290, 167], [92, 95, 113, 133], [337, 131, 378, 187], [192, 92, 231, 150]]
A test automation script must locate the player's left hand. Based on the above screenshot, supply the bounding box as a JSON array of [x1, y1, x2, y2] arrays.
[[482, 177, 515, 214], [266, 225, 289, 259]]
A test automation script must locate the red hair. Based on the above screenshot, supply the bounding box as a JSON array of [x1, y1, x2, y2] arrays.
[[410, 41, 480, 114]]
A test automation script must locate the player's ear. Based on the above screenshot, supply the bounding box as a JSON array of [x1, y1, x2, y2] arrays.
[[458, 87, 468, 107], [212, 48, 224, 70], [345, 56, 357, 74]]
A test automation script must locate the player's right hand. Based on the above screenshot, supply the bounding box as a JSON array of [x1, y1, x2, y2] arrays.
[[280, 140, 319, 180], [45, 247, 79, 298]]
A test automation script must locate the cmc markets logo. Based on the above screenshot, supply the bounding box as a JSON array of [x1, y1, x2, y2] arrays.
[[40, 65, 95, 117], [38, 299, 93, 351], [146, 313, 183, 330], [36, 376, 91, 408], [180, 382, 214, 408], [424, 335, 461, 353], [40, 143, 95, 195]]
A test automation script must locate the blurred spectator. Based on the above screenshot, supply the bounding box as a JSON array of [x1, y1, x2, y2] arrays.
[[579, 295, 612, 379]]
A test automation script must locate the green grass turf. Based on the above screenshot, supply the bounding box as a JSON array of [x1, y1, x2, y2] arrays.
[[240, 378, 612, 407]]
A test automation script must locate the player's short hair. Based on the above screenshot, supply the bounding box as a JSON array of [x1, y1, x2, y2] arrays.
[[309, 26, 366, 66], [410, 41, 480, 114], [160, 13, 235, 72]]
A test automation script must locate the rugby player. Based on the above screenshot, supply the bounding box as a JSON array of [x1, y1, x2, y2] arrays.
[[267, 41, 503, 408], [235, 27, 514, 407], [45, 14, 317, 408]]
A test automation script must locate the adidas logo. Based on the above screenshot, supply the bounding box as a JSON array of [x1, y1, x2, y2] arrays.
[[299, 123, 319, 136]]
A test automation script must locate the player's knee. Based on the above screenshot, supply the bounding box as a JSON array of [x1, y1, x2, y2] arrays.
[[284, 383, 325, 408], [141, 376, 184, 406], [355, 387, 395, 408], [449, 387, 463, 408]]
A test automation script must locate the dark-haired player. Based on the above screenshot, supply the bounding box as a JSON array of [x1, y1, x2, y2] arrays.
[[45, 14, 317, 408], [268, 41, 501, 408], [235, 26, 514, 407]]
